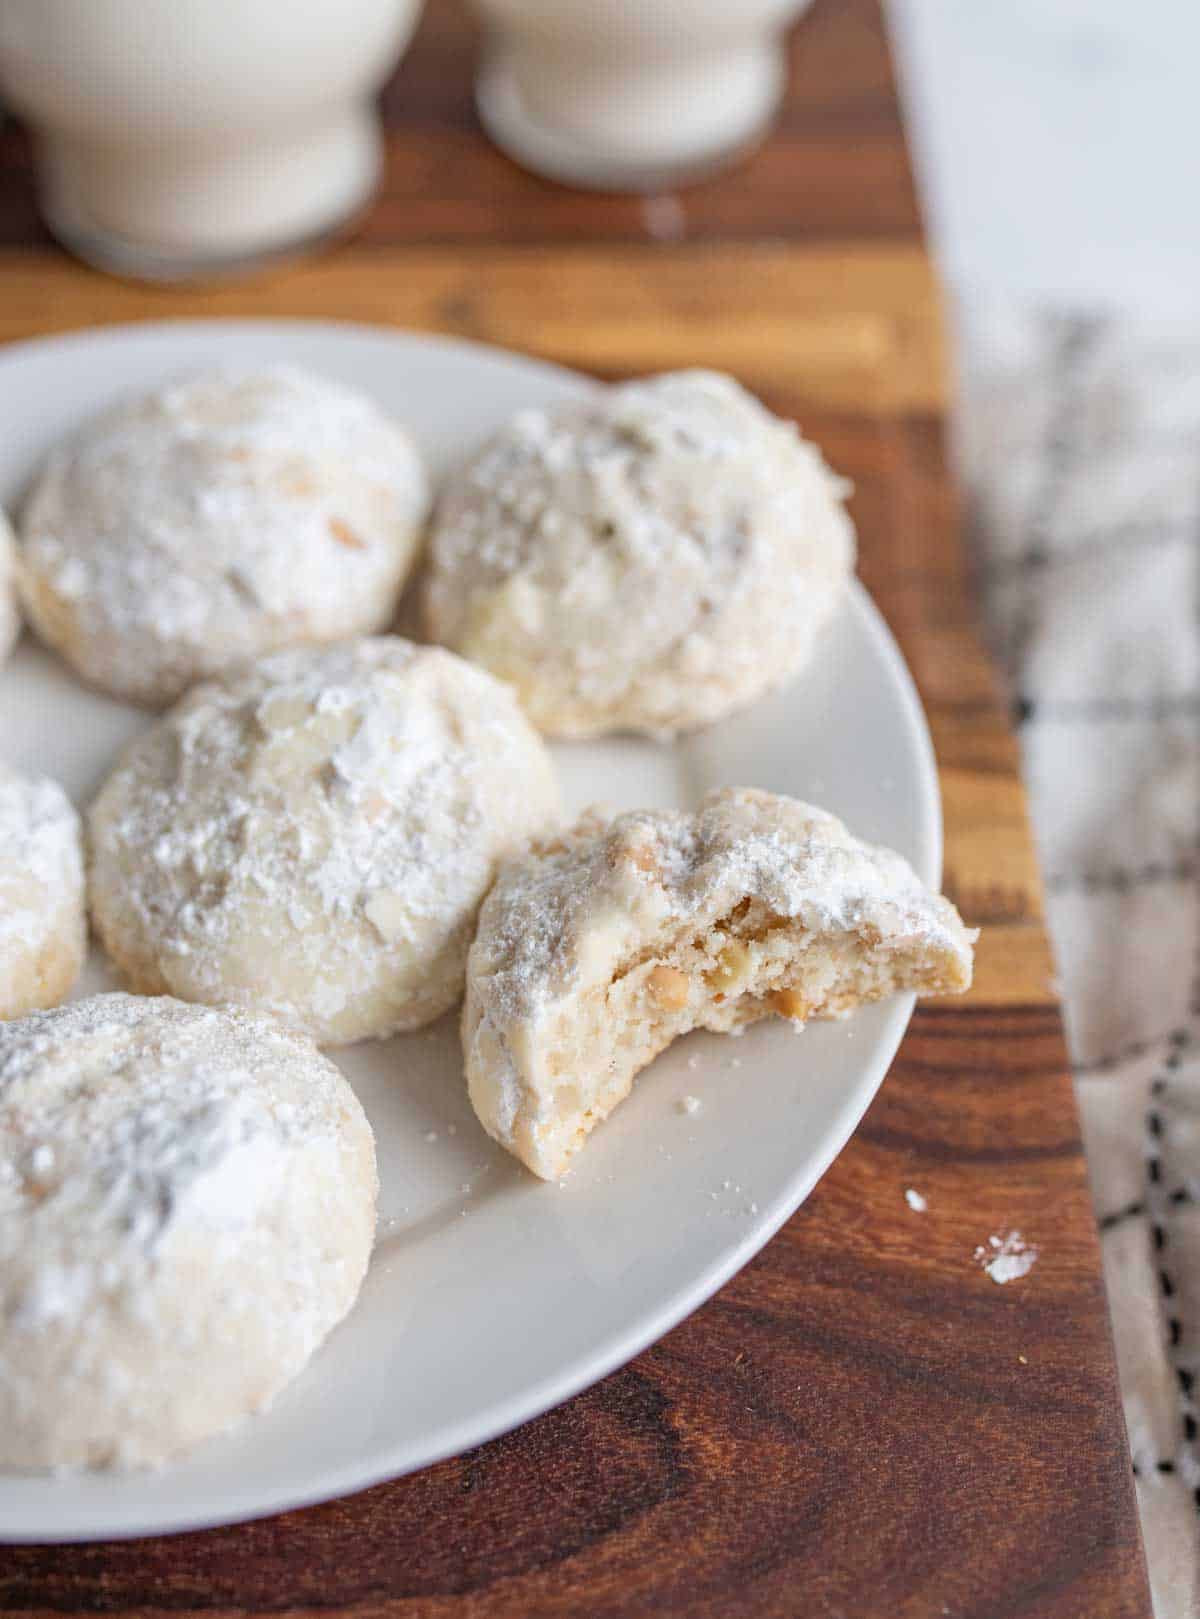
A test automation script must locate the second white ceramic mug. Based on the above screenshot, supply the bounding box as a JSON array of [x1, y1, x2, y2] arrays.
[[0, 0, 424, 280], [473, 0, 814, 190]]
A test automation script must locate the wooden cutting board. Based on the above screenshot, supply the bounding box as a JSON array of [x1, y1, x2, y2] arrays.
[[0, 1, 1151, 1613]]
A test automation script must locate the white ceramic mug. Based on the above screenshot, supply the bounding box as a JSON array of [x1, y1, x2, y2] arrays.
[[0, 0, 424, 280], [472, 0, 814, 191]]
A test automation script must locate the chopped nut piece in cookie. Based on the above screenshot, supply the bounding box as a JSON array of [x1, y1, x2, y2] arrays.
[[771, 987, 810, 1021], [648, 965, 690, 1009], [708, 939, 753, 995], [329, 517, 366, 550]]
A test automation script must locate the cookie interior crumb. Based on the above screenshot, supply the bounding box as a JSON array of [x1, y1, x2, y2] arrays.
[[517, 891, 969, 1179]]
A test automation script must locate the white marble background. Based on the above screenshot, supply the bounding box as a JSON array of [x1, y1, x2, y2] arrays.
[[890, 0, 1200, 321]]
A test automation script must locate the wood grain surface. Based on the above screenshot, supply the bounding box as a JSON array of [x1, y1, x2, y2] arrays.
[[0, 0, 1150, 1614]]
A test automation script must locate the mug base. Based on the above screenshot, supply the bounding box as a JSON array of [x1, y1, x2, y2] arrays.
[[39, 195, 374, 287], [476, 50, 783, 194], [34, 111, 381, 285]]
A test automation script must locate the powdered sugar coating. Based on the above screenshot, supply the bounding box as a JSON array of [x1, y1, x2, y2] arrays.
[[424, 370, 855, 737], [0, 511, 19, 665], [465, 788, 975, 1178], [0, 993, 376, 1468], [0, 763, 85, 1018], [88, 638, 561, 1044], [18, 366, 431, 706]]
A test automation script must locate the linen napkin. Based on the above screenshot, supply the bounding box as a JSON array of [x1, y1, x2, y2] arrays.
[[961, 306, 1200, 1618]]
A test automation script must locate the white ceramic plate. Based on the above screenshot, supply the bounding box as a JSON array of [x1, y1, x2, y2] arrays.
[[0, 321, 940, 1543]]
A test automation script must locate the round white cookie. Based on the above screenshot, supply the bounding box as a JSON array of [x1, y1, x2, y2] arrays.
[[18, 366, 431, 706], [0, 764, 85, 1020], [464, 787, 976, 1180], [0, 993, 377, 1469], [0, 510, 19, 665], [424, 370, 855, 737], [88, 637, 562, 1045]]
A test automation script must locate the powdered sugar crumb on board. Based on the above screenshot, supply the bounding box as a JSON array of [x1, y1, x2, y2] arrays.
[[904, 1187, 927, 1213], [974, 1231, 1038, 1285]]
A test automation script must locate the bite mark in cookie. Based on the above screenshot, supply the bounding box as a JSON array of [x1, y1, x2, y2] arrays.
[[463, 787, 975, 1180]]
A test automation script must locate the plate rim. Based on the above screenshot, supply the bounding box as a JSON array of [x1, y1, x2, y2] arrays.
[[0, 319, 942, 1541]]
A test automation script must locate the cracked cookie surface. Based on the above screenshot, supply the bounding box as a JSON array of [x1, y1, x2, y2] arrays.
[[425, 370, 854, 738], [18, 367, 430, 706], [88, 638, 560, 1044], [0, 762, 85, 1020], [0, 993, 376, 1469]]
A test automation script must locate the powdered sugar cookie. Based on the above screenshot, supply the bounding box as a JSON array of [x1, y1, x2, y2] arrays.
[[0, 511, 19, 665], [0, 764, 85, 1020], [0, 993, 376, 1469], [424, 370, 854, 737], [464, 787, 975, 1179], [88, 638, 561, 1045], [18, 367, 430, 706]]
